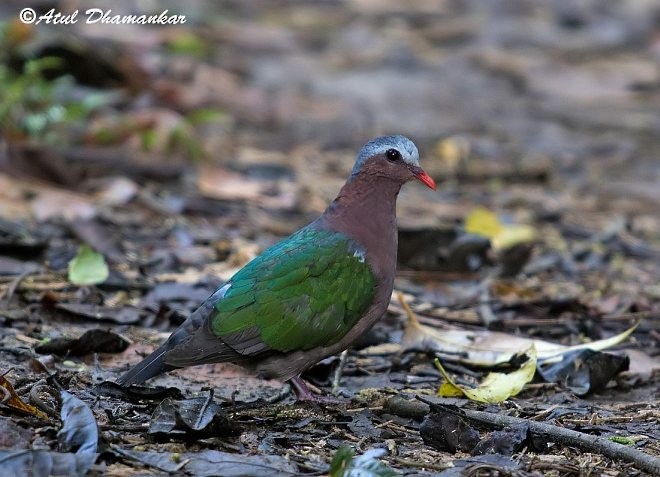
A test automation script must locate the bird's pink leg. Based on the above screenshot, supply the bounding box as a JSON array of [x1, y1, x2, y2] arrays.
[[289, 376, 345, 403], [289, 375, 318, 401]]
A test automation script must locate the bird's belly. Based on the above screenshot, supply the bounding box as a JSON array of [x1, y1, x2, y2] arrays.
[[254, 283, 393, 381]]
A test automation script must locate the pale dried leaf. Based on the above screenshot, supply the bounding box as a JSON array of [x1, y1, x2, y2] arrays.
[[398, 292, 638, 366]]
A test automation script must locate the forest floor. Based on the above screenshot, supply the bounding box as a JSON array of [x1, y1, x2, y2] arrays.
[[0, 1, 658, 476]]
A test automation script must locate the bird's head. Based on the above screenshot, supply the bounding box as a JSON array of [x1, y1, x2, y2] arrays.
[[351, 135, 436, 190]]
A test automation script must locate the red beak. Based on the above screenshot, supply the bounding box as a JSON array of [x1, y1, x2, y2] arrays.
[[411, 166, 436, 190]]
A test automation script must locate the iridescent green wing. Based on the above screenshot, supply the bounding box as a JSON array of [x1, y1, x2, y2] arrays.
[[211, 227, 376, 354]]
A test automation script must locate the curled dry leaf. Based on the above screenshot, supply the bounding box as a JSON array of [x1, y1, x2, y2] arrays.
[[420, 407, 480, 453], [148, 393, 237, 439], [538, 349, 630, 395], [114, 447, 298, 476], [0, 390, 98, 477], [35, 329, 130, 356], [57, 390, 98, 468], [0, 376, 48, 420], [398, 292, 638, 366]]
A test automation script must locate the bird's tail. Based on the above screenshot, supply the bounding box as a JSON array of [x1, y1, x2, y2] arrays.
[[117, 295, 218, 386], [116, 346, 175, 386]]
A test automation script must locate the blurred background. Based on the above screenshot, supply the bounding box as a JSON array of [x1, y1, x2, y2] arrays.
[[1, 1, 659, 209], [1, 0, 659, 352], [0, 1, 658, 472]]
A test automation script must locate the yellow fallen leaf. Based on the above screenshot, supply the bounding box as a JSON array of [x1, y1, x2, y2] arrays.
[[434, 136, 470, 171], [465, 207, 502, 238], [435, 346, 537, 403], [464, 207, 535, 250], [491, 224, 536, 250]]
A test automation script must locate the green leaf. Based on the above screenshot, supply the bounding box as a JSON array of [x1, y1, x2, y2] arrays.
[[608, 436, 636, 446], [330, 446, 398, 477], [186, 108, 227, 125], [329, 446, 355, 476], [166, 32, 208, 57], [0, 54, 103, 142], [141, 128, 158, 152], [24, 56, 62, 76], [68, 244, 109, 285]]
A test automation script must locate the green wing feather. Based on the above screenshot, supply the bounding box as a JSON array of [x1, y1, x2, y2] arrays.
[[211, 227, 376, 353]]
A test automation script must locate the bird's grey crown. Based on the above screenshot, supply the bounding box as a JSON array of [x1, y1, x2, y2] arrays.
[[352, 135, 420, 175]]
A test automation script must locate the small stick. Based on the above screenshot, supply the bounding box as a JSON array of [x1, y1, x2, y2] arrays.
[[0, 271, 31, 304], [331, 349, 349, 395], [390, 456, 452, 472], [477, 277, 497, 326], [410, 396, 660, 476]]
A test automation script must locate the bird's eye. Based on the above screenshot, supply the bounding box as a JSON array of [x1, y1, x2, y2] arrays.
[[385, 149, 402, 162]]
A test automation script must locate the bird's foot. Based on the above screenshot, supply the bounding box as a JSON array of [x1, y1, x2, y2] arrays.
[[289, 376, 347, 404]]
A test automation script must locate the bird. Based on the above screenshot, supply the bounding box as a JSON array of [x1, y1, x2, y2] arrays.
[[117, 135, 436, 400]]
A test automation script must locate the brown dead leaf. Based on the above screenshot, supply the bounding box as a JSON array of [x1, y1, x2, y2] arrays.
[[0, 376, 48, 420], [196, 165, 297, 209], [31, 188, 96, 221], [0, 197, 31, 219], [197, 165, 265, 202], [490, 280, 539, 302], [0, 174, 33, 218], [0, 172, 97, 221]]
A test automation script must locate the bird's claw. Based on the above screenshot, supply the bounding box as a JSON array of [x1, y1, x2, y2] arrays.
[[289, 376, 347, 404]]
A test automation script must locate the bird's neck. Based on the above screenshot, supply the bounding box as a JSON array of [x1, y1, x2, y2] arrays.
[[320, 172, 402, 277], [332, 172, 401, 218]]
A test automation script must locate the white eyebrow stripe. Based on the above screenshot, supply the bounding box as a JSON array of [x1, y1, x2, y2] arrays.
[[353, 135, 420, 173]]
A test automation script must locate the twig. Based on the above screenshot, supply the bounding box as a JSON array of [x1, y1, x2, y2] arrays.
[[530, 404, 560, 421], [331, 349, 349, 394], [0, 270, 31, 305], [390, 456, 452, 472], [99, 423, 149, 432], [396, 270, 478, 282], [477, 277, 498, 326], [408, 396, 660, 475]]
